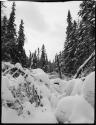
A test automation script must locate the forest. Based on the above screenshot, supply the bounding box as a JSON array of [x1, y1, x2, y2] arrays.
[[1, 0, 95, 78]]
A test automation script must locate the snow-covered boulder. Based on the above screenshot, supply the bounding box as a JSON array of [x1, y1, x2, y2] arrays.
[[82, 72, 95, 108], [55, 95, 94, 123], [2, 62, 14, 70], [32, 68, 50, 87]]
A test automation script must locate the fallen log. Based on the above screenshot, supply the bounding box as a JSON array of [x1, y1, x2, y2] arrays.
[[74, 51, 95, 79]]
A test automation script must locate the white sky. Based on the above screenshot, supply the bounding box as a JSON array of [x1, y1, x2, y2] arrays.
[[3, 1, 82, 61]]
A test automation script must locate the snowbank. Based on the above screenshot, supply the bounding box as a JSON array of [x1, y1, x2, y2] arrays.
[[71, 78, 83, 96], [82, 72, 95, 108], [1, 62, 95, 123], [55, 95, 94, 123]]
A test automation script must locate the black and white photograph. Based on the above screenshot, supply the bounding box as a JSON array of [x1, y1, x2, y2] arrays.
[[1, 0, 95, 123]]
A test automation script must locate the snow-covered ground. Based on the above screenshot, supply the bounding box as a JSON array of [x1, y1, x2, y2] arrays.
[[1, 62, 95, 123]]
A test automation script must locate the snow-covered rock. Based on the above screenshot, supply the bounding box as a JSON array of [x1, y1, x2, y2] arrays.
[[55, 95, 94, 123], [15, 63, 23, 71], [32, 68, 50, 87], [82, 72, 95, 108]]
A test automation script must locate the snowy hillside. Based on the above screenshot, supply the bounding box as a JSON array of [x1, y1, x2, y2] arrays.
[[1, 62, 95, 123]]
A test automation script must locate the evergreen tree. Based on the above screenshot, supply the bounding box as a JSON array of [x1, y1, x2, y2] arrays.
[[74, 0, 95, 72], [2, 2, 17, 62], [17, 19, 27, 67], [5, 2, 17, 63], [37, 48, 40, 68], [1, 16, 11, 61], [32, 51, 38, 69], [17, 20, 25, 48], [40, 44, 47, 72], [7, 2, 17, 43], [62, 10, 73, 74]]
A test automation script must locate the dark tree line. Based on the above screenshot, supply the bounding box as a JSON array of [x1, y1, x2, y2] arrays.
[[27, 44, 54, 73]]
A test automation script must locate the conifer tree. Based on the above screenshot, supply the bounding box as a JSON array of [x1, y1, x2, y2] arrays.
[[2, 2, 17, 62], [1, 16, 10, 61], [40, 44, 47, 72], [17, 19, 27, 67], [7, 2, 17, 43], [62, 10, 73, 74], [74, 0, 95, 72], [32, 51, 38, 69]]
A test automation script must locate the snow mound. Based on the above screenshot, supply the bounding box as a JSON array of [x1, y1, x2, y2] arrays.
[[64, 79, 76, 96], [2, 62, 14, 70], [71, 78, 83, 96], [55, 95, 94, 123], [82, 72, 95, 108], [32, 68, 50, 87]]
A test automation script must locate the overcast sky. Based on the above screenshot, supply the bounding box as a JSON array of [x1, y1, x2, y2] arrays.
[[3, 1, 82, 61]]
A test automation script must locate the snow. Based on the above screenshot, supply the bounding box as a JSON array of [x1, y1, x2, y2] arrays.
[[15, 75, 25, 84], [64, 79, 76, 96], [50, 78, 67, 94], [15, 63, 23, 71], [55, 95, 94, 123], [71, 78, 83, 96], [39, 84, 51, 100], [32, 68, 50, 87], [1, 62, 95, 123], [50, 93, 60, 110], [82, 72, 95, 108], [2, 101, 57, 123], [2, 76, 15, 101]]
